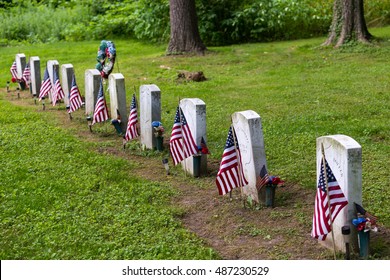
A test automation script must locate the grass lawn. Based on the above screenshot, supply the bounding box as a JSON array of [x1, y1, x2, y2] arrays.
[[0, 27, 389, 259]]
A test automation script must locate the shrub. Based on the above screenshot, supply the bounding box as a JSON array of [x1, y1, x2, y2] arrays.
[[1, 0, 390, 45], [197, 0, 333, 45]]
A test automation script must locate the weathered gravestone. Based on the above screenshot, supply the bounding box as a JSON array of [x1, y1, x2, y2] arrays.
[[15, 54, 27, 90], [180, 98, 207, 177], [232, 110, 267, 204], [109, 73, 128, 132], [47, 60, 59, 101], [85, 69, 101, 116], [61, 64, 74, 108], [15, 53, 26, 80], [29, 56, 41, 97], [316, 135, 362, 253], [140, 84, 161, 149]]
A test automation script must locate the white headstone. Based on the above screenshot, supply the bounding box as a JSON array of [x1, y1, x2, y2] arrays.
[[85, 69, 101, 116], [232, 110, 267, 204], [109, 73, 128, 131], [140, 84, 161, 149], [29, 56, 41, 97], [47, 60, 59, 101], [180, 98, 207, 176], [15, 53, 26, 80], [61, 64, 74, 108], [317, 135, 362, 253]]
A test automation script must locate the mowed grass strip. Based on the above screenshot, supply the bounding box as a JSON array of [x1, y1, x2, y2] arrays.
[[0, 97, 218, 259]]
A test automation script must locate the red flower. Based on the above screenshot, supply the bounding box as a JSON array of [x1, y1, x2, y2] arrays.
[[357, 222, 366, 231], [272, 177, 280, 184], [201, 147, 209, 154], [270, 176, 285, 187]]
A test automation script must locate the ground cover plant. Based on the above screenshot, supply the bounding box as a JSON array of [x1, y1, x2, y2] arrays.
[[0, 97, 218, 260], [0, 27, 389, 259]]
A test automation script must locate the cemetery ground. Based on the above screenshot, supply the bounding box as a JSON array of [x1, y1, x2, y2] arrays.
[[1, 27, 390, 259], [3, 90, 390, 260]]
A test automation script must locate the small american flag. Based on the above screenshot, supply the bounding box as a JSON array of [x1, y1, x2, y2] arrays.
[[169, 106, 198, 165], [124, 94, 139, 141], [22, 62, 31, 86], [92, 79, 109, 125], [215, 126, 248, 196], [256, 165, 270, 191], [39, 68, 52, 101], [52, 70, 65, 106], [10, 61, 18, 79], [68, 74, 83, 113], [312, 157, 348, 240]]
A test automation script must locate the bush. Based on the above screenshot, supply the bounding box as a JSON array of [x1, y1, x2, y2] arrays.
[[197, 0, 333, 45], [1, 0, 390, 45], [365, 0, 390, 27], [0, 2, 90, 43]]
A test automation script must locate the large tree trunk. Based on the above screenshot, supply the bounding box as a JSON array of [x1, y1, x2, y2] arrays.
[[323, 0, 372, 47], [167, 0, 206, 55]]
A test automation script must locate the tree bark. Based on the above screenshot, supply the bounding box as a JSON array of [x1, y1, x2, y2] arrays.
[[167, 0, 206, 55], [323, 0, 372, 47]]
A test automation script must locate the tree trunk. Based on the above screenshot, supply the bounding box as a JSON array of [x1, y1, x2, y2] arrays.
[[323, 0, 372, 47], [167, 0, 206, 55]]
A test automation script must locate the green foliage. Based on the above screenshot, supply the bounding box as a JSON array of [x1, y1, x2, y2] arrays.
[[197, 0, 333, 45], [365, 0, 390, 27], [2, 0, 390, 45], [0, 2, 90, 43]]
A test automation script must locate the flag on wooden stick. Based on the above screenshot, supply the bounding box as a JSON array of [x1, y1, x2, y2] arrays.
[[68, 74, 83, 113], [39, 67, 52, 101], [124, 94, 139, 141], [312, 156, 348, 240], [215, 126, 248, 196], [10, 61, 18, 80], [169, 106, 198, 165], [52, 70, 65, 106], [22, 62, 31, 86], [92, 79, 109, 125]]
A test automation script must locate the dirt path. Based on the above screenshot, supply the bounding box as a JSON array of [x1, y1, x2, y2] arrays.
[[3, 89, 389, 259]]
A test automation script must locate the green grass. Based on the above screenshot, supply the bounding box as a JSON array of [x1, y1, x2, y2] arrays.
[[0, 98, 218, 260], [1, 27, 390, 258]]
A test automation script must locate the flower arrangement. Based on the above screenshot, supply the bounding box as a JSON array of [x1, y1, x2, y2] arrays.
[[152, 121, 164, 137], [197, 145, 209, 155], [266, 176, 285, 188], [196, 137, 210, 155], [352, 203, 378, 233], [352, 213, 378, 233]]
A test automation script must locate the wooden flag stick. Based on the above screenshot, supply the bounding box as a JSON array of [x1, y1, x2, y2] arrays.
[[321, 143, 337, 260], [178, 99, 187, 177], [231, 123, 245, 208], [134, 87, 140, 136], [132, 86, 142, 151]]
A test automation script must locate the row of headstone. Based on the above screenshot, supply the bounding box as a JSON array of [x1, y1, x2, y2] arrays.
[[131, 84, 364, 254], [14, 54, 70, 106], [15, 53, 363, 255]]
